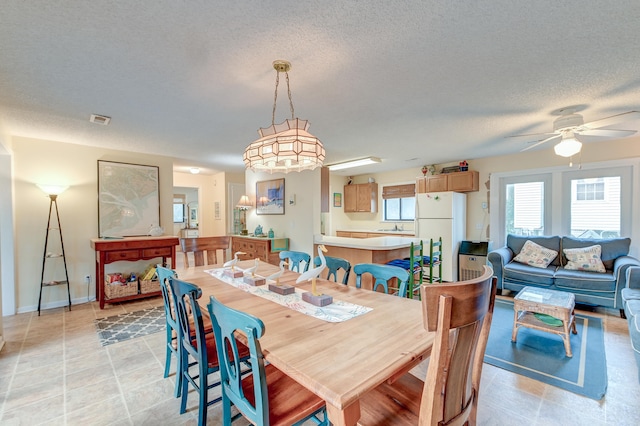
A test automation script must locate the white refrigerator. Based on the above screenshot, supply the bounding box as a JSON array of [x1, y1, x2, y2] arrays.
[[415, 191, 467, 282]]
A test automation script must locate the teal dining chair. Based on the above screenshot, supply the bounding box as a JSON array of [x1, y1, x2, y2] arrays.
[[353, 263, 410, 298], [279, 250, 311, 273], [208, 295, 328, 426], [313, 255, 351, 284], [170, 278, 251, 426], [156, 265, 182, 397]]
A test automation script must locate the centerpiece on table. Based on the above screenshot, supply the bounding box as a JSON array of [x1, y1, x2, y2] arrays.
[[243, 258, 265, 286], [223, 251, 245, 278], [267, 261, 295, 295], [297, 245, 333, 306]]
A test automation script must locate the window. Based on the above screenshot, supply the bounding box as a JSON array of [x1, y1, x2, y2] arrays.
[[564, 170, 629, 239], [382, 184, 415, 221], [495, 164, 631, 244], [499, 174, 551, 243], [173, 194, 186, 223]]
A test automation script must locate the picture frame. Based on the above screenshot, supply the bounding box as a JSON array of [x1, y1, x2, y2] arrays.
[[256, 178, 285, 215], [98, 160, 160, 237], [333, 192, 342, 207]]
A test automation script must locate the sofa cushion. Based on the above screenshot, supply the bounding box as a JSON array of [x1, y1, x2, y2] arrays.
[[627, 299, 640, 318], [622, 288, 640, 303], [563, 245, 606, 273], [513, 240, 559, 269], [504, 262, 556, 286], [562, 237, 630, 270], [507, 235, 562, 267], [554, 268, 616, 292]]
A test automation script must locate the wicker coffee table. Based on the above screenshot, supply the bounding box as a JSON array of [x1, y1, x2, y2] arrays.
[[512, 286, 578, 357]]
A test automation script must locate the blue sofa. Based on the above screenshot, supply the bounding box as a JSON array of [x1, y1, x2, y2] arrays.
[[622, 267, 640, 380], [488, 234, 640, 316]]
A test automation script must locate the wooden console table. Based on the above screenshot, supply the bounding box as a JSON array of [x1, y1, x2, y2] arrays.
[[90, 236, 179, 309]]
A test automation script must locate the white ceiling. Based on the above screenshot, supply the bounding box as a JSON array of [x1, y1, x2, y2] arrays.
[[2, 1, 640, 176]]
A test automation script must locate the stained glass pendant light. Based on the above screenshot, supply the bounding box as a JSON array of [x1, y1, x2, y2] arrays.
[[243, 60, 325, 173]]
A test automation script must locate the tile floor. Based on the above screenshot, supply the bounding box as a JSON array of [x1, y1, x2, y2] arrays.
[[1, 294, 639, 425]]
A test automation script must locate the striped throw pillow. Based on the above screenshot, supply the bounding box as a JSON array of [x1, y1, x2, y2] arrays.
[[564, 245, 606, 273]]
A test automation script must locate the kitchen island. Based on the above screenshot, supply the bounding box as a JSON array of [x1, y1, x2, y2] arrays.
[[313, 235, 420, 288]]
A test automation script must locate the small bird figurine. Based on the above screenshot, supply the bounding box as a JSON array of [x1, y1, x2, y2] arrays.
[[266, 260, 287, 285], [223, 251, 245, 271], [296, 245, 327, 296], [243, 258, 260, 277]]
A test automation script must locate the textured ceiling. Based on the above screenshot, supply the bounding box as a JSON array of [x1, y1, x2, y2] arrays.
[[2, 1, 640, 175]]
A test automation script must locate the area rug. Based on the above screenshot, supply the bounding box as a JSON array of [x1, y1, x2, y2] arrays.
[[94, 306, 165, 346], [484, 299, 607, 400]]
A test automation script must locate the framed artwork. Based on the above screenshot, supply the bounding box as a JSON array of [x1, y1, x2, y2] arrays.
[[256, 178, 285, 215], [98, 160, 160, 237], [333, 192, 342, 207]]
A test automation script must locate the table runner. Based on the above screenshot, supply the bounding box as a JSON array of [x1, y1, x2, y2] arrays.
[[205, 268, 372, 323]]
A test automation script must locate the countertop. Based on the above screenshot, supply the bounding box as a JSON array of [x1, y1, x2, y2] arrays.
[[337, 229, 415, 236], [314, 235, 420, 250]]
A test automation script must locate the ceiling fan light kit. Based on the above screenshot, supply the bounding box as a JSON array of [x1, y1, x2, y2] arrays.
[[243, 60, 325, 174], [553, 134, 582, 157]]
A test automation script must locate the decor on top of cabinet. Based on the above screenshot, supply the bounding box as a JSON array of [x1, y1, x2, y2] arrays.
[[254, 225, 263, 236], [459, 160, 469, 171], [421, 165, 435, 176]]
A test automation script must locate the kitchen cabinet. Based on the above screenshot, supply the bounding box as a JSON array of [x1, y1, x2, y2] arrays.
[[344, 183, 378, 213], [416, 171, 479, 193], [231, 235, 289, 265]]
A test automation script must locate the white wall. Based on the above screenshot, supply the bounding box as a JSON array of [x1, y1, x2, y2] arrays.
[[244, 169, 321, 256], [11, 136, 174, 313]]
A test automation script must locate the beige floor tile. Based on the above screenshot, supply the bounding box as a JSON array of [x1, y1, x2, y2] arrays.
[[0, 394, 65, 425]]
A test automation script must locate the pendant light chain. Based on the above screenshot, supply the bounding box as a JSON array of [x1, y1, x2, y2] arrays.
[[271, 71, 296, 126]]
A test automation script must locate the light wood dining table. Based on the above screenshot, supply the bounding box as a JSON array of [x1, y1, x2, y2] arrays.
[[177, 260, 434, 426]]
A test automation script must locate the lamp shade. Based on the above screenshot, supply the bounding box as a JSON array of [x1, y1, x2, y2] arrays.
[[236, 195, 252, 210], [36, 184, 69, 195], [244, 118, 325, 173]]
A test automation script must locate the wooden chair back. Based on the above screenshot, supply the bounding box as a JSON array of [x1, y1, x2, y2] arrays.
[[314, 255, 351, 284], [418, 265, 496, 425], [180, 236, 230, 267], [354, 263, 410, 297]]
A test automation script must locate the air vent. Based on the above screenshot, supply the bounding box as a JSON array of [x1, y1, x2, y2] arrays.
[[90, 114, 111, 125]]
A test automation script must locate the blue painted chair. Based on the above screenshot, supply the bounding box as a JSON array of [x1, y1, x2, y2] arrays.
[[208, 295, 328, 426], [313, 255, 351, 284], [170, 278, 250, 426], [353, 263, 410, 298], [279, 250, 311, 273], [156, 265, 181, 397]]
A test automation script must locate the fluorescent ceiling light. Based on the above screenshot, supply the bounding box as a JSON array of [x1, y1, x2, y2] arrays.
[[327, 157, 381, 171], [190, 167, 200, 174]]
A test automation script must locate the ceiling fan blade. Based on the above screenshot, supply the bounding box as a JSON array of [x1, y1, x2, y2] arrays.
[[581, 111, 640, 130], [520, 134, 561, 152], [578, 129, 637, 138], [506, 132, 557, 139]]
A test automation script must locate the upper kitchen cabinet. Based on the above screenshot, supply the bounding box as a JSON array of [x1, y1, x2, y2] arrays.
[[344, 182, 378, 213], [416, 171, 479, 193]]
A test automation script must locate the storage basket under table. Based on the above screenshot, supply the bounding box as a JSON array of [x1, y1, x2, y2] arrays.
[[104, 281, 138, 300], [139, 279, 160, 294]]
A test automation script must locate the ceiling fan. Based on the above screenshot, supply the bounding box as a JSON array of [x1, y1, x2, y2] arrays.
[[508, 107, 640, 157]]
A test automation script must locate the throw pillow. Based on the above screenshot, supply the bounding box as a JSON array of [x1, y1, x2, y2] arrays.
[[564, 245, 606, 273], [513, 240, 558, 269]]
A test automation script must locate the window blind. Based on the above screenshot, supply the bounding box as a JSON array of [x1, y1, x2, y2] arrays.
[[382, 184, 415, 199]]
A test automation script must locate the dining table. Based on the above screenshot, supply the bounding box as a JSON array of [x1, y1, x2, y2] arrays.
[[177, 260, 434, 426]]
